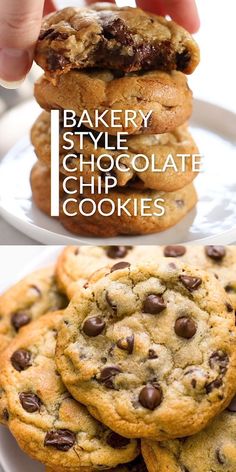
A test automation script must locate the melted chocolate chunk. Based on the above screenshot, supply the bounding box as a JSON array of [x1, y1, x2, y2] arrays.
[[139, 385, 162, 410], [179, 275, 202, 291], [174, 317, 197, 339], [227, 395, 236, 412], [11, 312, 30, 331], [164, 245, 186, 257], [102, 17, 133, 46], [216, 448, 226, 465], [176, 49, 191, 70], [106, 431, 130, 449], [47, 51, 70, 71], [117, 335, 134, 354], [205, 378, 223, 394], [83, 317, 105, 337], [19, 393, 41, 413], [106, 246, 129, 259], [44, 429, 76, 451], [99, 366, 122, 389], [11, 349, 31, 372], [143, 294, 166, 314], [209, 351, 229, 374], [110, 262, 131, 272], [205, 245, 226, 261]]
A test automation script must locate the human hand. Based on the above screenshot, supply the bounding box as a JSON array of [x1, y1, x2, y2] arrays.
[[87, 0, 200, 33], [0, 0, 55, 89]]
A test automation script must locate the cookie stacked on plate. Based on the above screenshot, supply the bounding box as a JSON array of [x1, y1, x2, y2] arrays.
[[30, 3, 200, 237], [1, 245, 236, 471]]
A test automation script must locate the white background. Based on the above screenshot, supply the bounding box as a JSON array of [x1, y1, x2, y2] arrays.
[[0, 0, 235, 244]]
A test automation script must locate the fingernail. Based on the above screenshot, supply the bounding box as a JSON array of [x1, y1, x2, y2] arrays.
[[0, 49, 32, 89]]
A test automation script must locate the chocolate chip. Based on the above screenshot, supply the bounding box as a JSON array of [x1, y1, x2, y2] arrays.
[[227, 395, 236, 412], [47, 51, 70, 71], [205, 245, 226, 261], [225, 284, 236, 294], [39, 28, 54, 40], [11, 349, 31, 371], [148, 349, 158, 359], [30, 285, 41, 296], [11, 312, 30, 331], [143, 294, 166, 314], [216, 448, 226, 465], [225, 302, 233, 312], [181, 467, 190, 472], [106, 431, 130, 449], [102, 18, 133, 46], [2, 409, 9, 421], [106, 246, 129, 259], [139, 385, 163, 410], [44, 430, 76, 451], [175, 199, 184, 207], [176, 49, 191, 71], [174, 317, 197, 339], [209, 351, 229, 374], [19, 393, 41, 413], [179, 275, 202, 291], [83, 317, 105, 337], [164, 246, 186, 257], [205, 378, 223, 394], [117, 335, 134, 354], [99, 366, 122, 389], [110, 262, 130, 272]]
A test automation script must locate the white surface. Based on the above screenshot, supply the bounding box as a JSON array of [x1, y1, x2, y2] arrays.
[[0, 247, 63, 472], [0, 99, 236, 244]]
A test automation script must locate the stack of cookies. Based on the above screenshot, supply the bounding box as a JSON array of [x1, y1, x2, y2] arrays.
[[30, 3, 200, 237], [1, 245, 236, 472]]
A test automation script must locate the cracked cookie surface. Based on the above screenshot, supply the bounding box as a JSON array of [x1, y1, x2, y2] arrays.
[[56, 260, 236, 440], [0, 311, 138, 469], [35, 4, 199, 78], [32, 111, 199, 192], [142, 395, 236, 472], [34, 69, 193, 135]]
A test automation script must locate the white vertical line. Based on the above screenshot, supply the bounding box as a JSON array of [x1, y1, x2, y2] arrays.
[[51, 110, 60, 217]]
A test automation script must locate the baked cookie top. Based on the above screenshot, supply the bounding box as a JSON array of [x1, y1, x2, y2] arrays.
[[56, 260, 236, 440], [35, 4, 200, 77], [142, 395, 236, 472], [0, 311, 138, 469], [0, 266, 68, 353], [34, 69, 193, 135]]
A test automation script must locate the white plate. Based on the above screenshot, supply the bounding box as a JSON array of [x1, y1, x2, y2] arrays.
[[0, 100, 236, 245], [0, 247, 62, 472]]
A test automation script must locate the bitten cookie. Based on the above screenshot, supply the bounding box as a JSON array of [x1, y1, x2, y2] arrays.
[[30, 162, 197, 237], [32, 111, 199, 191], [56, 260, 236, 440], [142, 394, 236, 472], [0, 311, 139, 469], [35, 4, 199, 77], [34, 69, 193, 135]]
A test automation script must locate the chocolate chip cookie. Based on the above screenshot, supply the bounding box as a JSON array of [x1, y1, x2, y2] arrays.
[[56, 260, 236, 440], [35, 4, 199, 78], [30, 162, 197, 237], [55, 245, 164, 299], [0, 311, 138, 469], [34, 69, 193, 135], [32, 111, 199, 191], [46, 455, 147, 472], [142, 394, 236, 472]]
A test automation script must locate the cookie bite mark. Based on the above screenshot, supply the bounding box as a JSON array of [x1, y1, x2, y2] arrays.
[[35, 5, 200, 77]]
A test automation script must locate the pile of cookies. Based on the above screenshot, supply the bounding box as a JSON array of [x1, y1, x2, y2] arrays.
[[30, 3, 200, 237], [0, 245, 236, 472]]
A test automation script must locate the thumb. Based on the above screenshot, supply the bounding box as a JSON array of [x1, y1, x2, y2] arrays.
[[0, 0, 45, 88]]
